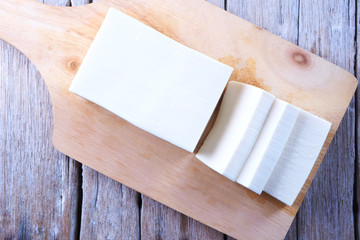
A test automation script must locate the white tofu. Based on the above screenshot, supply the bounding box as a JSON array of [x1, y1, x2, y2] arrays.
[[69, 8, 233, 152], [196, 82, 275, 181], [236, 99, 299, 194], [264, 110, 331, 206]]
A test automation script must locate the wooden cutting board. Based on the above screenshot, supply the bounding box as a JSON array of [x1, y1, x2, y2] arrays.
[[0, 0, 356, 239]]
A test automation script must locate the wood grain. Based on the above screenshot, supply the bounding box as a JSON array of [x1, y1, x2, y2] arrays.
[[0, 1, 81, 237], [0, 0, 357, 239], [297, 1, 356, 239]]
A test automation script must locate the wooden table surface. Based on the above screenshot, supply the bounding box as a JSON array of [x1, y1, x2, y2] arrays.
[[0, 0, 357, 239]]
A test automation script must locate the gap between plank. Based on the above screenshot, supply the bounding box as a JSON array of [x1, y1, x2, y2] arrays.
[[138, 193, 142, 240], [354, 0, 359, 238], [74, 162, 83, 240], [67, 1, 90, 240], [296, 0, 300, 46]]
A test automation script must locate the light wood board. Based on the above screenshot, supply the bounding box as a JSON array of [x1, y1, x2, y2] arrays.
[[0, 0, 357, 239]]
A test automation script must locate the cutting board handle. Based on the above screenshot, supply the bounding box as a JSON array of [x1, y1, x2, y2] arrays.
[[0, 0, 104, 77], [0, 0, 52, 58]]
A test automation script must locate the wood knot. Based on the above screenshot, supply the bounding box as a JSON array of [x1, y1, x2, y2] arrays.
[[291, 51, 311, 67], [68, 60, 80, 71], [292, 53, 307, 64]]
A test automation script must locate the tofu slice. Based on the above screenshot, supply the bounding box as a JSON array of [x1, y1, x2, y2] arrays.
[[69, 8, 233, 152], [196, 82, 275, 181], [236, 99, 299, 194], [263, 110, 331, 206]]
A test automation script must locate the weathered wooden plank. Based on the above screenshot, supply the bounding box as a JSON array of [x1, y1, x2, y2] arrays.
[[71, 0, 92, 5], [40, 0, 70, 6], [0, 1, 81, 238], [296, 0, 356, 239], [356, 0, 360, 238], [79, 166, 140, 239], [138, 1, 227, 239], [67, 0, 141, 239], [206, 0, 225, 10], [141, 197, 224, 240], [139, 1, 226, 239], [225, 1, 299, 239], [226, 0, 299, 44]]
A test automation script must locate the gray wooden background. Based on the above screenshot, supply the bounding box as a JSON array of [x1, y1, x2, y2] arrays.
[[0, 0, 357, 239]]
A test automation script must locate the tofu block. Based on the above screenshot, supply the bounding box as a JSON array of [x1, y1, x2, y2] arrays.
[[196, 82, 275, 181], [69, 8, 233, 152], [236, 99, 299, 194], [263, 110, 331, 206]]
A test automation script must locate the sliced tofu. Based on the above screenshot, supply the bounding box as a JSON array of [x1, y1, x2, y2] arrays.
[[69, 8, 233, 152], [196, 82, 275, 181], [236, 99, 299, 194], [263, 110, 331, 206]]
